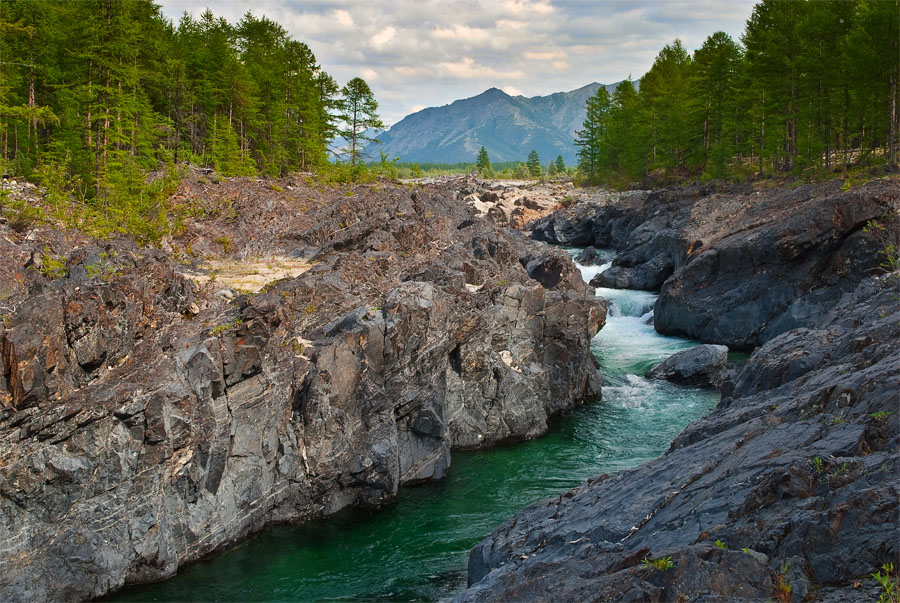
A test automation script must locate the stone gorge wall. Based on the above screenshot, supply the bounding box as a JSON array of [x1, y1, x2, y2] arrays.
[[461, 178, 900, 601], [0, 179, 604, 601], [532, 179, 900, 348]]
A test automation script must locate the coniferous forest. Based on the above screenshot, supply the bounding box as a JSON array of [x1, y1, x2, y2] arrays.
[[576, 0, 900, 185], [0, 0, 347, 239]]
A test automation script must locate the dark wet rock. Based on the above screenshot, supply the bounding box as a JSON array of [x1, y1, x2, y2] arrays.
[[575, 245, 598, 265], [461, 271, 899, 602], [534, 180, 900, 349], [647, 344, 729, 388], [654, 181, 900, 348], [0, 177, 606, 602]]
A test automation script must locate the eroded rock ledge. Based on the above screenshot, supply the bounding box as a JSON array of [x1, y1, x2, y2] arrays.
[[0, 176, 603, 601]]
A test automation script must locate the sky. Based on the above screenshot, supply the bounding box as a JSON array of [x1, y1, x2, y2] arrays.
[[157, 0, 759, 127]]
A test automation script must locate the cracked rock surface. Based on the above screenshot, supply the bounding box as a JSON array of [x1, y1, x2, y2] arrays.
[[0, 175, 604, 601], [462, 180, 900, 602]]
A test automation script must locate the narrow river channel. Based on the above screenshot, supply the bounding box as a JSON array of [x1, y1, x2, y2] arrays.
[[111, 249, 721, 602]]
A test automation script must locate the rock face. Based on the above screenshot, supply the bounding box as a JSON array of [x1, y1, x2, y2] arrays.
[[532, 179, 900, 350], [0, 177, 605, 601], [462, 272, 899, 601], [646, 344, 728, 388]]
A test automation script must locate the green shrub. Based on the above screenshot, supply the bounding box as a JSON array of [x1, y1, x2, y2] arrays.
[[642, 556, 675, 571]]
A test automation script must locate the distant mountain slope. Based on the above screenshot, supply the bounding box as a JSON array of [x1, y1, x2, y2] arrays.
[[370, 83, 620, 165]]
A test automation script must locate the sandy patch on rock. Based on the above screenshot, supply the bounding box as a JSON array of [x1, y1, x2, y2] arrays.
[[180, 256, 311, 293]]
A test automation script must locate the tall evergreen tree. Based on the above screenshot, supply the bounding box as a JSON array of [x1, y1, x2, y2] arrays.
[[526, 149, 541, 177], [338, 77, 383, 166], [575, 86, 611, 183], [691, 32, 742, 177], [476, 145, 492, 176]]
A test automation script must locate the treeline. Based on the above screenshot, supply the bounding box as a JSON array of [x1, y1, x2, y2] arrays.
[[0, 1, 344, 212], [576, 0, 899, 185]]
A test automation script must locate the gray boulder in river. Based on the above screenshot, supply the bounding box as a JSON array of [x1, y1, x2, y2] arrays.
[[646, 344, 729, 388]]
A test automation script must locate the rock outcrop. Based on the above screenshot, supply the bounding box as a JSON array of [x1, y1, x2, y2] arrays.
[[646, 344, 728, 388], [462, 271, 899, 601], [532, 179, 900, 349], [0, 176, 604, 601], [464, 178, 900, 601]]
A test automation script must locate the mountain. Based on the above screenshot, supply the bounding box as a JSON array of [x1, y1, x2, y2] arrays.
[[369, 83, 621, 166]]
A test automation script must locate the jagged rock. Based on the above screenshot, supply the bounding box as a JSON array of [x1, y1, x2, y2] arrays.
[[0, 177, 605, 601], [654, 182, 900, 348], [646, 344, 729, 388], [533, 180, 900, 348], [462, 272, 899, 602], [575, 246, 597, 265]]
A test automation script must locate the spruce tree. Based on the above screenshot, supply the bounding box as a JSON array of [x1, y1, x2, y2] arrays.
[[575, 86, 610, 183], [555, 155, 565, 173], [338, 77, 383, 167], [476, 145, 492, 176], [526, 149, 541, 177]]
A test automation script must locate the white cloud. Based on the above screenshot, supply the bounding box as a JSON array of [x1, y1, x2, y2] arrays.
[[503, 86, 525, 96], [505, 0, 554, 15], [410, 104, 426, 113], [370, 26, 396, 49], [334, 9, 353, 27], [156, 0, 759, 127], [433, 25, 490, 43], [524, 50, 565, 61], [440, 57, 524, 80]]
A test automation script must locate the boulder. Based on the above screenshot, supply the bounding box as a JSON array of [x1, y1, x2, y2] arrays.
[[646, 344, 728, 388], [575, 246, 597, 265]]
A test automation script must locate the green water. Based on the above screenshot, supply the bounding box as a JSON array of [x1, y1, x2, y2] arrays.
[[111, 251, 720, 602]]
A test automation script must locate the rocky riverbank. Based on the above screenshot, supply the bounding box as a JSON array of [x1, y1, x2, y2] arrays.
[[463, 178, 900, 601], [0, 175, 603, 601]]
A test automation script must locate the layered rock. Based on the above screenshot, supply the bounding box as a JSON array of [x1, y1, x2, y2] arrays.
[[654, 182, 900, 348], [462, 271, 899, 601], [0, 177, 605, 601]]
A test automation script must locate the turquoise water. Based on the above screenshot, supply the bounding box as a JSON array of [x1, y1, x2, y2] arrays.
[[110, 250, 719, 602]]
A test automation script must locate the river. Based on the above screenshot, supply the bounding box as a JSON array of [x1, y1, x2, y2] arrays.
[[110, 249, 720, 602]]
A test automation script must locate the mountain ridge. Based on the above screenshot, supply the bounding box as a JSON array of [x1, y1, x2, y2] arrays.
[[370, 82, 621, 165]]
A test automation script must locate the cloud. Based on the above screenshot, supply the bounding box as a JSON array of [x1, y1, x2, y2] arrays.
[[524, 50, 565, 60], [505, 0, 554, 15], [440, 57, 524, 80], [410, 104, 426, 113], [503, 86, 524, 96], [334, 9, 353, 27], [370, 26, 396, 49], [156, 0, 760, 127], [433, 25, 490, 43]]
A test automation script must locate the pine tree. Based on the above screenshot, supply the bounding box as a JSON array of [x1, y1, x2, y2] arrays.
[[575, 86, 610, 183], [526, 149, 541, 177], [476, 145, 492, 176], [338, 77, 383, 167], [555, 155, 565, 174], [691, 32, 742, 178]]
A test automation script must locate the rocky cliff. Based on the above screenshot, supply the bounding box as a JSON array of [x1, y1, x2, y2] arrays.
[[463, 179, 900, 601], [532, 180, 900, 348], [0, 175, 604, 601]]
